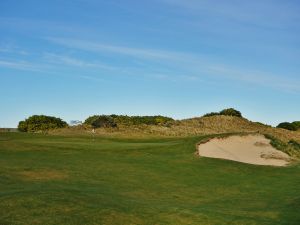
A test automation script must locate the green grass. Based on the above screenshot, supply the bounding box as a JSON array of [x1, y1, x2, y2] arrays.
[[0, 132, 300, 225]]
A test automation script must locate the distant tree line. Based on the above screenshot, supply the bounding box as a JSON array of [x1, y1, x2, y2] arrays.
[[17, 109, 243, 132], [203, 108, 242, 118], [18, 114, 174, 131], [17, 109, 299, 132], [277, 121, 300, 131]]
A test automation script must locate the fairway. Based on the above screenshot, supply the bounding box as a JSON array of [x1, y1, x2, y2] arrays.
[[0, 133, 300, 225]]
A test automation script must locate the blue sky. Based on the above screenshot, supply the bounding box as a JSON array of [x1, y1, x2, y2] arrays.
[[1, 0, 300, 127]]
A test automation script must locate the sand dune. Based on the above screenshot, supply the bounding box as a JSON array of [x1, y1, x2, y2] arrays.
[[197, 134, 290, 166]]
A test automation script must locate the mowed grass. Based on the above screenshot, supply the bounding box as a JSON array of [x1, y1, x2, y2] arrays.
[[0, 133, 300, 225]]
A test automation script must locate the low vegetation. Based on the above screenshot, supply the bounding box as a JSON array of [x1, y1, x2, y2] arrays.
[[264, 134, 300, 158], [16, 109, 300, 152], [277, 121, 300, 131], [288, 140, 300, 151], [203, 108, 242, 118], [83, 115, 174, 128], [111, 114, 174, 126], [292, 121, 300, 129], [277, 122, 298, 131], [84, 115, 117, 128], [18, 115, 67, 132], [17, 108, 242, 132]]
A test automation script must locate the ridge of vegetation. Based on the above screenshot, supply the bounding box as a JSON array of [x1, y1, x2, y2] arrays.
[[16, 109, 300, 157]]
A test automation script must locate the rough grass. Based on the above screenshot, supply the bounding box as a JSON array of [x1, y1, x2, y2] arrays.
[[1, 132, 300, 225], [50, 116, 300, 145], [264, 134, 300, 159]]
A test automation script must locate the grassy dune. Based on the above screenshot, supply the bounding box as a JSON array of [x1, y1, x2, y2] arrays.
[[49, 116, 300, 141], [1, 132, 300, 225]]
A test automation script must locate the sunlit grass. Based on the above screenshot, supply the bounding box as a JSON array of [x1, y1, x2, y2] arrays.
[[0, 132, 300, 225]]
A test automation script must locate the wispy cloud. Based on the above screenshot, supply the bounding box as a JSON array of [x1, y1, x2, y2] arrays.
[[43, 53, 116, 70], [2, 36, 298, 93], [45, 37, 300, 92], [46, 37, 189, 61], [206, 65, 300, 92], [0, 60, 45, 72], [0, 59, 110, 83], [0, 17, 93, 36], [161, 0, 300, 29], [0, 44, 29, 55], [78, 75, 106, 82]]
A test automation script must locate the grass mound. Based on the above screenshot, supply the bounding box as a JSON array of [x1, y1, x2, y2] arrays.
[[50, 115, 300, 155]]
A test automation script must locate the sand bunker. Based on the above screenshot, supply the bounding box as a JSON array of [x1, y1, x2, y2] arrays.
[[197, 134, 290, 166]]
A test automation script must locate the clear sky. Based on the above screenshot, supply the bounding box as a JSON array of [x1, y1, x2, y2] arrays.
[[1, 0, 299, 127]]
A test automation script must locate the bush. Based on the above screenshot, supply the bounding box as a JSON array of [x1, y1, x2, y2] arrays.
[[18, 121, 27, 132], [84, 115, 117, 128], [203, 108, 242, 118], [203, 112, 220, 117], [18, 115, 68, 132], [277, 122, 297, 131], [85, 115, 174, 127], [220, 108, 242, 117], [291, 121, 300, 130]]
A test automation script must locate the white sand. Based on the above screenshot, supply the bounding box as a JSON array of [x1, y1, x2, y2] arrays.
[[197, 134, 290, 166]]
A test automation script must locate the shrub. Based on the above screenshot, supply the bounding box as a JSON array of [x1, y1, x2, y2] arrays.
[[18, 115, 68, 132], [84, 115, 117, 128], [291, 121, 300, 130], [18, 121, 27, 132], [220, 108, 242, 117], [203, 112, 220, 117], [203, 108, 242, 118], [277, 122, 297, 131], [85, 115, 174, 127]]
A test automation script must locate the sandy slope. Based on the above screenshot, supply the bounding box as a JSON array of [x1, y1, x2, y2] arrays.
[[197, 134, 291, 166]]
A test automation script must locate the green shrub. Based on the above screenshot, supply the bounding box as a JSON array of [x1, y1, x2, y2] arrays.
[[17, 121, 27, 132], [203, 112, 220, 117], [220, 108, 242, 117], [18, 115, 68, 132], [84, 115, 117, 128], [277, 122, 297, 131], [85, 115, 174, 127], [125, 115, 173, 126], [203, 108, 242, 118], [291, 121, 300, 130]]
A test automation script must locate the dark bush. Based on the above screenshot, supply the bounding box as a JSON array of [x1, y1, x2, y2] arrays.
[[291, 121, 300, 130], [18, 121, 27, 132], [84, 115, 117, 128], [219, 108, 242, 117], [18, 115, 68, 132], [115, 115, 174, 126], [85, 115, 174, 127], [203, 108, 242, 118], [277, 122, 297, 131], [203, 112, 220, 117]]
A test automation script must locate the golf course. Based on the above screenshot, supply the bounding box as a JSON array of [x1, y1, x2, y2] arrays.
[[1, 1, 300, 224], [1, 131, 300, 225]]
